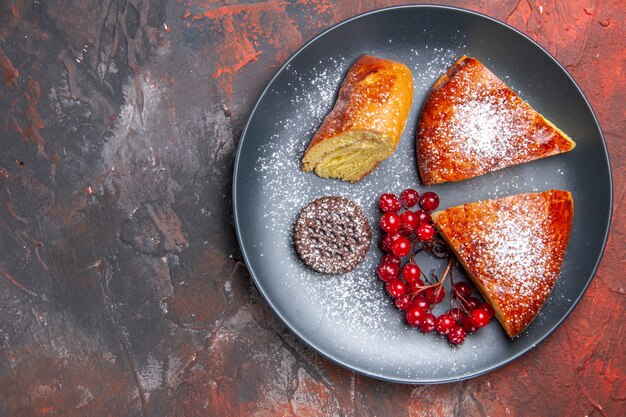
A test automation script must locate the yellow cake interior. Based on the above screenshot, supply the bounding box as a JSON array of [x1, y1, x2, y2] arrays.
[[301, 131, 392, 183]]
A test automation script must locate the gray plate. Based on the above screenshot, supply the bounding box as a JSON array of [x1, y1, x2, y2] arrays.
[[232, 5, 612, 383]]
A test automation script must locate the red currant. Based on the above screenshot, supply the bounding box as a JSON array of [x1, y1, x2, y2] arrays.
[[379, 232, 401, 253], [416, 223, 435, 241], [419, 191, 440, 211], [406, 306, 425, 327], [469, 308, 490, 328], [401, 263, 421, 284], [380, 212, 401, 233], [399, 211, 419, 232], [408, 278, 425, 293], [425, 286, 446, 304], [377, 262, 399, 282], [400, 189, 419, 208], [386, 279, 407, 298], [381, 253, 401, 266], [463, 296, 481, 311], [379, 193, 401, 212], [448, 308, 465, 324], [435, 313, 455, 334], [462, 316, 478, 333], [391, 237, 411, 257], [447, 325, 466, 345], [454, 282, 472, 299], [395, 294, 412, 311], [414, 209, 432, 224], [478, 302, 496, 318], [411, 297, 430, 311], [419, 313, 436, 333]]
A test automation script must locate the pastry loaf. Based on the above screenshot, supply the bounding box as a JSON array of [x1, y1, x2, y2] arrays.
[[302, 55, 414, 183], [417, 56, 576, 185], [432, 190, 574, 338]]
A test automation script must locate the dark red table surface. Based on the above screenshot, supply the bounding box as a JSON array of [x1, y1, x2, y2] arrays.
[[0, 1, 624, 416]]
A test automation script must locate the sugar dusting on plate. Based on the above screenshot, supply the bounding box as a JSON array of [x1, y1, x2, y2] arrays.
[[252, 50, 473, 357]]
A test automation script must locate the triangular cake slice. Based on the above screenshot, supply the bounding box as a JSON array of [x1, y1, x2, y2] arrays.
[[417, 56, 576, 185], [432, 190, 574, 338]]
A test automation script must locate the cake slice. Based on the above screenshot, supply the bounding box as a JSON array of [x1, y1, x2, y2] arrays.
[[432, 190, 574, 338], [302, 55, 414, 183], [417, 56, 576, 185]]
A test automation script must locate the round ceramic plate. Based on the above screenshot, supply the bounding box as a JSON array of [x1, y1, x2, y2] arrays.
[[232, 5, 612, 383]]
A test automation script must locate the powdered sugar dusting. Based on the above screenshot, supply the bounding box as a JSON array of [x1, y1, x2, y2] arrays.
[[272, 57, 347, 136], [483, 210, 548, 299], [450, 96, 523, 161], [406, 47, 464, 87]]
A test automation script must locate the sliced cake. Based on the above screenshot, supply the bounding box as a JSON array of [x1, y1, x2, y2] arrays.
[[417, 56, 576, 185], [432, 190, 574, 338], [302, 55, 414, 183]]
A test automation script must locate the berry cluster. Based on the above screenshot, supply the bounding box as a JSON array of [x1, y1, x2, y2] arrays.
[[376, 189, 495, 345]]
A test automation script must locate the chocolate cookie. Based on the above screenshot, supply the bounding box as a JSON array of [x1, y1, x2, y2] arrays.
[[294, 196, 371, 274]]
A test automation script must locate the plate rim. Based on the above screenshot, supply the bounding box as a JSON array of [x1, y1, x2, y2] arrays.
[[232, 4, 613, 384]]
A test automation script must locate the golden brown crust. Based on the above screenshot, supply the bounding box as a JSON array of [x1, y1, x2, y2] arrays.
[[417, 57, 575, 185], [302, 55, 414, 181], [432, 190, 574, 338]]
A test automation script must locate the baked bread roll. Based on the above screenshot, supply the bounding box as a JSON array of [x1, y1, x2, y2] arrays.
[[417, 56, 576, 185], [302, 55, 414, 183], [432, 190, 574, 338]]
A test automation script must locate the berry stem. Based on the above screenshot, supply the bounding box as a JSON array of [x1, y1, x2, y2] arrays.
[[439, 256, 454, 286], [406, 256, 455, 297], [449, 269, 455, 310]]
